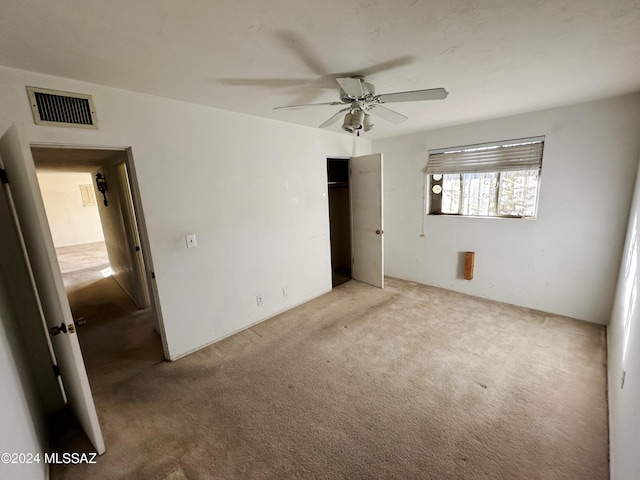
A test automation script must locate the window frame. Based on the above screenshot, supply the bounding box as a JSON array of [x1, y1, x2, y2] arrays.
[[426, 137, 544, 219]]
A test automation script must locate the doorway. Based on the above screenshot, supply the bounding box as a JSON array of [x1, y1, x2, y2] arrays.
[[328, 153, 384, 289], [327, 158, 351, 287], [31, 146, 166, 383]]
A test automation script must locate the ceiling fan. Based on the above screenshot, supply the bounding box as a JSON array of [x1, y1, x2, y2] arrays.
[[274, 76, 448, 133]]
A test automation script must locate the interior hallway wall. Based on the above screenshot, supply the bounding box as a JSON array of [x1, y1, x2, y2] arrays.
[[373, 94, 640, 324], [92, 160, 144, 306], [36, 172, 104, 247]]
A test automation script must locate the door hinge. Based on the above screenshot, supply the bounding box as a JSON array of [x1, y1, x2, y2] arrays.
[[135, 246, 141, 252], [49, 323, 67, 336], [53, 364, 60, 377], [0, 169, 8, 184], [151, 271, 156, 279]]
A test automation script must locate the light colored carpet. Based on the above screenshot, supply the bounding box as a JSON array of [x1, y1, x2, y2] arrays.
[[55, 242, 109, 275], [51, 276, 608, 480]]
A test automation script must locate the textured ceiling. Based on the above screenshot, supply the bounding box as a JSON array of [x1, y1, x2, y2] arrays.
[[1, 0, 640, 139]]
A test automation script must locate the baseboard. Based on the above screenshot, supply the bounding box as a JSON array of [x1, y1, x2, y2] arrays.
[[387, 275, 604, 325], [168, 287, 333, 361], [111, 274, 146, 309]]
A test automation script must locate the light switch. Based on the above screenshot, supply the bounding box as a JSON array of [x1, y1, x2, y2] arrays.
[[186, 234, 197, 248]]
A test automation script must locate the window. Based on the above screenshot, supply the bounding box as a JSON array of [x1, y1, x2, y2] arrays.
[[427, 136, 544, 218], [79, 184, 97, 206]]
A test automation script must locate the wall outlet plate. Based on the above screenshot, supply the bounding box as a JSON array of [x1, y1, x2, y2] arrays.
[[186, 234, 197, 248]]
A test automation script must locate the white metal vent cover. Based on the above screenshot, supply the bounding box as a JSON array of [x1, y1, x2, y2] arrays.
[[26, 86, 98, 129]]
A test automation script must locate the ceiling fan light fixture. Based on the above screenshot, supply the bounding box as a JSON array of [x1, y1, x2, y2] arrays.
[[364, 113, 375, 132], [351, 109, 365, 130], [342, 113, 355, 132]]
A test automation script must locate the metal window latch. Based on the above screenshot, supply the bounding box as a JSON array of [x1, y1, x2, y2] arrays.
[[49, 323, 67, 336]]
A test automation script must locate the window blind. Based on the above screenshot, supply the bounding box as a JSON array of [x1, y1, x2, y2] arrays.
[[426, 137, 544, 174]]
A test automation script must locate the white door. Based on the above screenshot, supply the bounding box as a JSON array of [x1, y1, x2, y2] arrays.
[[116, 162, 150, 308], [0, 124, 105, 454], [350, 153, 384, 288]]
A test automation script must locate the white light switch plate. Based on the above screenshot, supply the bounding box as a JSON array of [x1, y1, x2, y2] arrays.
[[186, 234, 197, 248]]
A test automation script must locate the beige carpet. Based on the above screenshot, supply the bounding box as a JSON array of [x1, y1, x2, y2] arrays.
[[51, 274, 608, 480], [55, 242, 110, 275]]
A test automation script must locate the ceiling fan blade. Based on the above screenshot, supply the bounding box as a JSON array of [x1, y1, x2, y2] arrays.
[[336, 77, 363, 98], [368, 105, 408, 124], [377, 88, 449, 103], [276, 30, 328, 76], [319, 108, 351, 128], [359, 55, 415, 76], [218, 78, 312, 87], [274, 101, 346, 110]]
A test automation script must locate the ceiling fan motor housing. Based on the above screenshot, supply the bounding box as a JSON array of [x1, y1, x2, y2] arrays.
[[340, 76, 376, 102]]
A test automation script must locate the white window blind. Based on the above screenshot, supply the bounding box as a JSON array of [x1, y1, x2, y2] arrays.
[[426, 137, 544, 174]]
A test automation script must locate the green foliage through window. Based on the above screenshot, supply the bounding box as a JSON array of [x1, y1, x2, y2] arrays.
[[427, 137, 544, 218]]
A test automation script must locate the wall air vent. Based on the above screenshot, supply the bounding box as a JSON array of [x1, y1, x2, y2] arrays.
[[26, 87, 98, 129]]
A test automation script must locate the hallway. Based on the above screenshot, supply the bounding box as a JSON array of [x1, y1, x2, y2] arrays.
[[50, 242, 164, 470], [56, 242, 163, 391]]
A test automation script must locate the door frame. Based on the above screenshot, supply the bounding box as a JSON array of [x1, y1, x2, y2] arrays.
[[326, 154, 384, 289], [30, 142, 169, 360]]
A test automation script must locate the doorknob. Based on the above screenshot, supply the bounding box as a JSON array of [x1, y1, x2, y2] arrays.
[[49, 323, 67, 336], [375, 229, 383, 235]]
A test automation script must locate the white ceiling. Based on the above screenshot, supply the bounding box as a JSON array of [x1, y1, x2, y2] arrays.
[[1, 0, 639, 139]]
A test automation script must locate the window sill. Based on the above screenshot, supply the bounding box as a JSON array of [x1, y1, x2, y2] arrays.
[[427, 213, 537, 220]]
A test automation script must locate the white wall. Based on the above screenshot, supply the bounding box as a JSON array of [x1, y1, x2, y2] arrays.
[[608, 153, 640, 479], [0, 65, 370, 361], [374, 94, 640, 323], [0, 270, 47, 480], [92, 160, 144, 306], [37, 172, 104, 247]]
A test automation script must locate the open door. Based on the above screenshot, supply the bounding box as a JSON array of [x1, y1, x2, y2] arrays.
[[350, 153, 384, 288], [0, 124, 105, 454], [116, 162, 150, 308]]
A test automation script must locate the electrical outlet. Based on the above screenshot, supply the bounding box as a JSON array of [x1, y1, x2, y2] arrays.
[[256, 295, 263, 306], [283, 287, 289, 297]]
